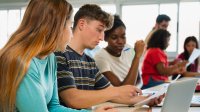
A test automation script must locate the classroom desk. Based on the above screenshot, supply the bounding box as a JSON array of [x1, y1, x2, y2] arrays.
[[94, 102, 200, 112], [93, 81, 200, 112], [93, 102, 149, 112]]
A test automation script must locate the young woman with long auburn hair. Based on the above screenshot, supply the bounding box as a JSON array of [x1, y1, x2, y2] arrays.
[[0, 0, 117, 112]]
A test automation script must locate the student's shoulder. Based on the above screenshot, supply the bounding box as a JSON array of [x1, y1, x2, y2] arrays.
[[54, 51, 68, 65], [26, 57, 44, 81], [94, 49, 115, 63], [84, 53, 96, 62], [95, 48, 107, 54], [123, 44, 134, 53], [28, 59, 38, 74], [54, 47, 71, 56], [54, 47, 75, 61], [177, 52, 185, 58], [94, 48, 108, 58]]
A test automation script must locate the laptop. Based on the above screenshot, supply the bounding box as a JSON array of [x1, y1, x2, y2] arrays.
[[135, 78, 199, 111], [160, 78, 198, 112]]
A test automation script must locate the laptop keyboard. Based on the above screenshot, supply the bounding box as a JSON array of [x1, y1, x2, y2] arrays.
[[191, 96, 200, 106]]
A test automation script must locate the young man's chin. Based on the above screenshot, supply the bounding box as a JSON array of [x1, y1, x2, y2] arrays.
[[86, 45, 97, 50], [88, 47, 95, 50]]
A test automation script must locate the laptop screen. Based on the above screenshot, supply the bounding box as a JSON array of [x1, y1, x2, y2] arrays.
[[161, 78, 198, 112]]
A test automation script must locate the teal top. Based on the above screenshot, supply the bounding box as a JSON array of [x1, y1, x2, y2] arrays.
[[16, 53, 90, 112]]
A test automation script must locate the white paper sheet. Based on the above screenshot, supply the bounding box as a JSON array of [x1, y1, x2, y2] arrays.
[[134, 84, 168, 106], [187, 48, 200, 67]]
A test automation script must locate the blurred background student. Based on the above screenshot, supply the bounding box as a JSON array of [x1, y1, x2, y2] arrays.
[[173, 36, 200, 79], [141, 29, 187, 89], [145, 14, 171, 44]]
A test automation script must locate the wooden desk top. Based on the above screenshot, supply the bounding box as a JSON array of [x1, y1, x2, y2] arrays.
[[93, 102, 151, 112], [94, 102, 200, 112]]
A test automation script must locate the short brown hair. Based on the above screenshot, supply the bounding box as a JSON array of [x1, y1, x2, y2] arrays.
[[73, 4, 113, 30]]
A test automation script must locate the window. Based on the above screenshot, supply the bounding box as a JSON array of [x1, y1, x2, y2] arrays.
[[122, 4, 178, 53], [178, 2, 200, 53], [7, 10, 21, 38], [100, 4, 116, 14], [160, 4, 178, 52], [122, 4, 158, 47], [0, 9, 23, 49], [21, 7, 26, 20], [1, 1, 199, 54], [99, 4, 116, 48], [0, 10, 8, 48]]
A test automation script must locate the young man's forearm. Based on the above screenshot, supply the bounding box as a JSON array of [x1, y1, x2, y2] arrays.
[[59, 86, 118, 109]]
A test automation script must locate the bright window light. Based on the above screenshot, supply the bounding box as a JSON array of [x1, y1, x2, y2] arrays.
[[7, 10, 21, 38], [160, 3, 178, 52], [122, 4, 158, 47], [178, 2, 200, 53], [0, 10, 8, 49]]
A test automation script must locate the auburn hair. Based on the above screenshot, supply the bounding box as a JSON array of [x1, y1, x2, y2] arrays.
[[0, 0, 72, 111]]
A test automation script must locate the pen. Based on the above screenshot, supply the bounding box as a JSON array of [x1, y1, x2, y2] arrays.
[[124, 48, 130, 51]]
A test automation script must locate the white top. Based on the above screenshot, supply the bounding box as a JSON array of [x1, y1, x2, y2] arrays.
[[94, 44, 143, 88]]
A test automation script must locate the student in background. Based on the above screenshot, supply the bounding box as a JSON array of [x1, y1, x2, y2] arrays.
[[142, 29, 187, 89], [55, 4, 164, 109], [173, 36, 200, 79], [145, 14, 171, 44], [0, 0, 116, 112], [94, 15, 144, 88]]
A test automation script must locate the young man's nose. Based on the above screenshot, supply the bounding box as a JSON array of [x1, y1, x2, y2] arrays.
[[98, 32, 104, 41]]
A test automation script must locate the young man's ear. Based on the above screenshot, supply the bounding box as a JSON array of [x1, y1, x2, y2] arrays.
[[154, 23, 159, 30], [77, 19, 86, 31]]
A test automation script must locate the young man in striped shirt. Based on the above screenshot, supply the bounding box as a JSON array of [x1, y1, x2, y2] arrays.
[[55, 4, 164, 109]]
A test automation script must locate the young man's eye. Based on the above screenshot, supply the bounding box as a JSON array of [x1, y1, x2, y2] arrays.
[[96, 28, 103, 33]]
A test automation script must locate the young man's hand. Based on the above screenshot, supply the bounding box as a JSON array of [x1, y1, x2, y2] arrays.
[[131, 93, 165, 106], [147, 93, 165, 106], [110, 85, 142, 104]]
